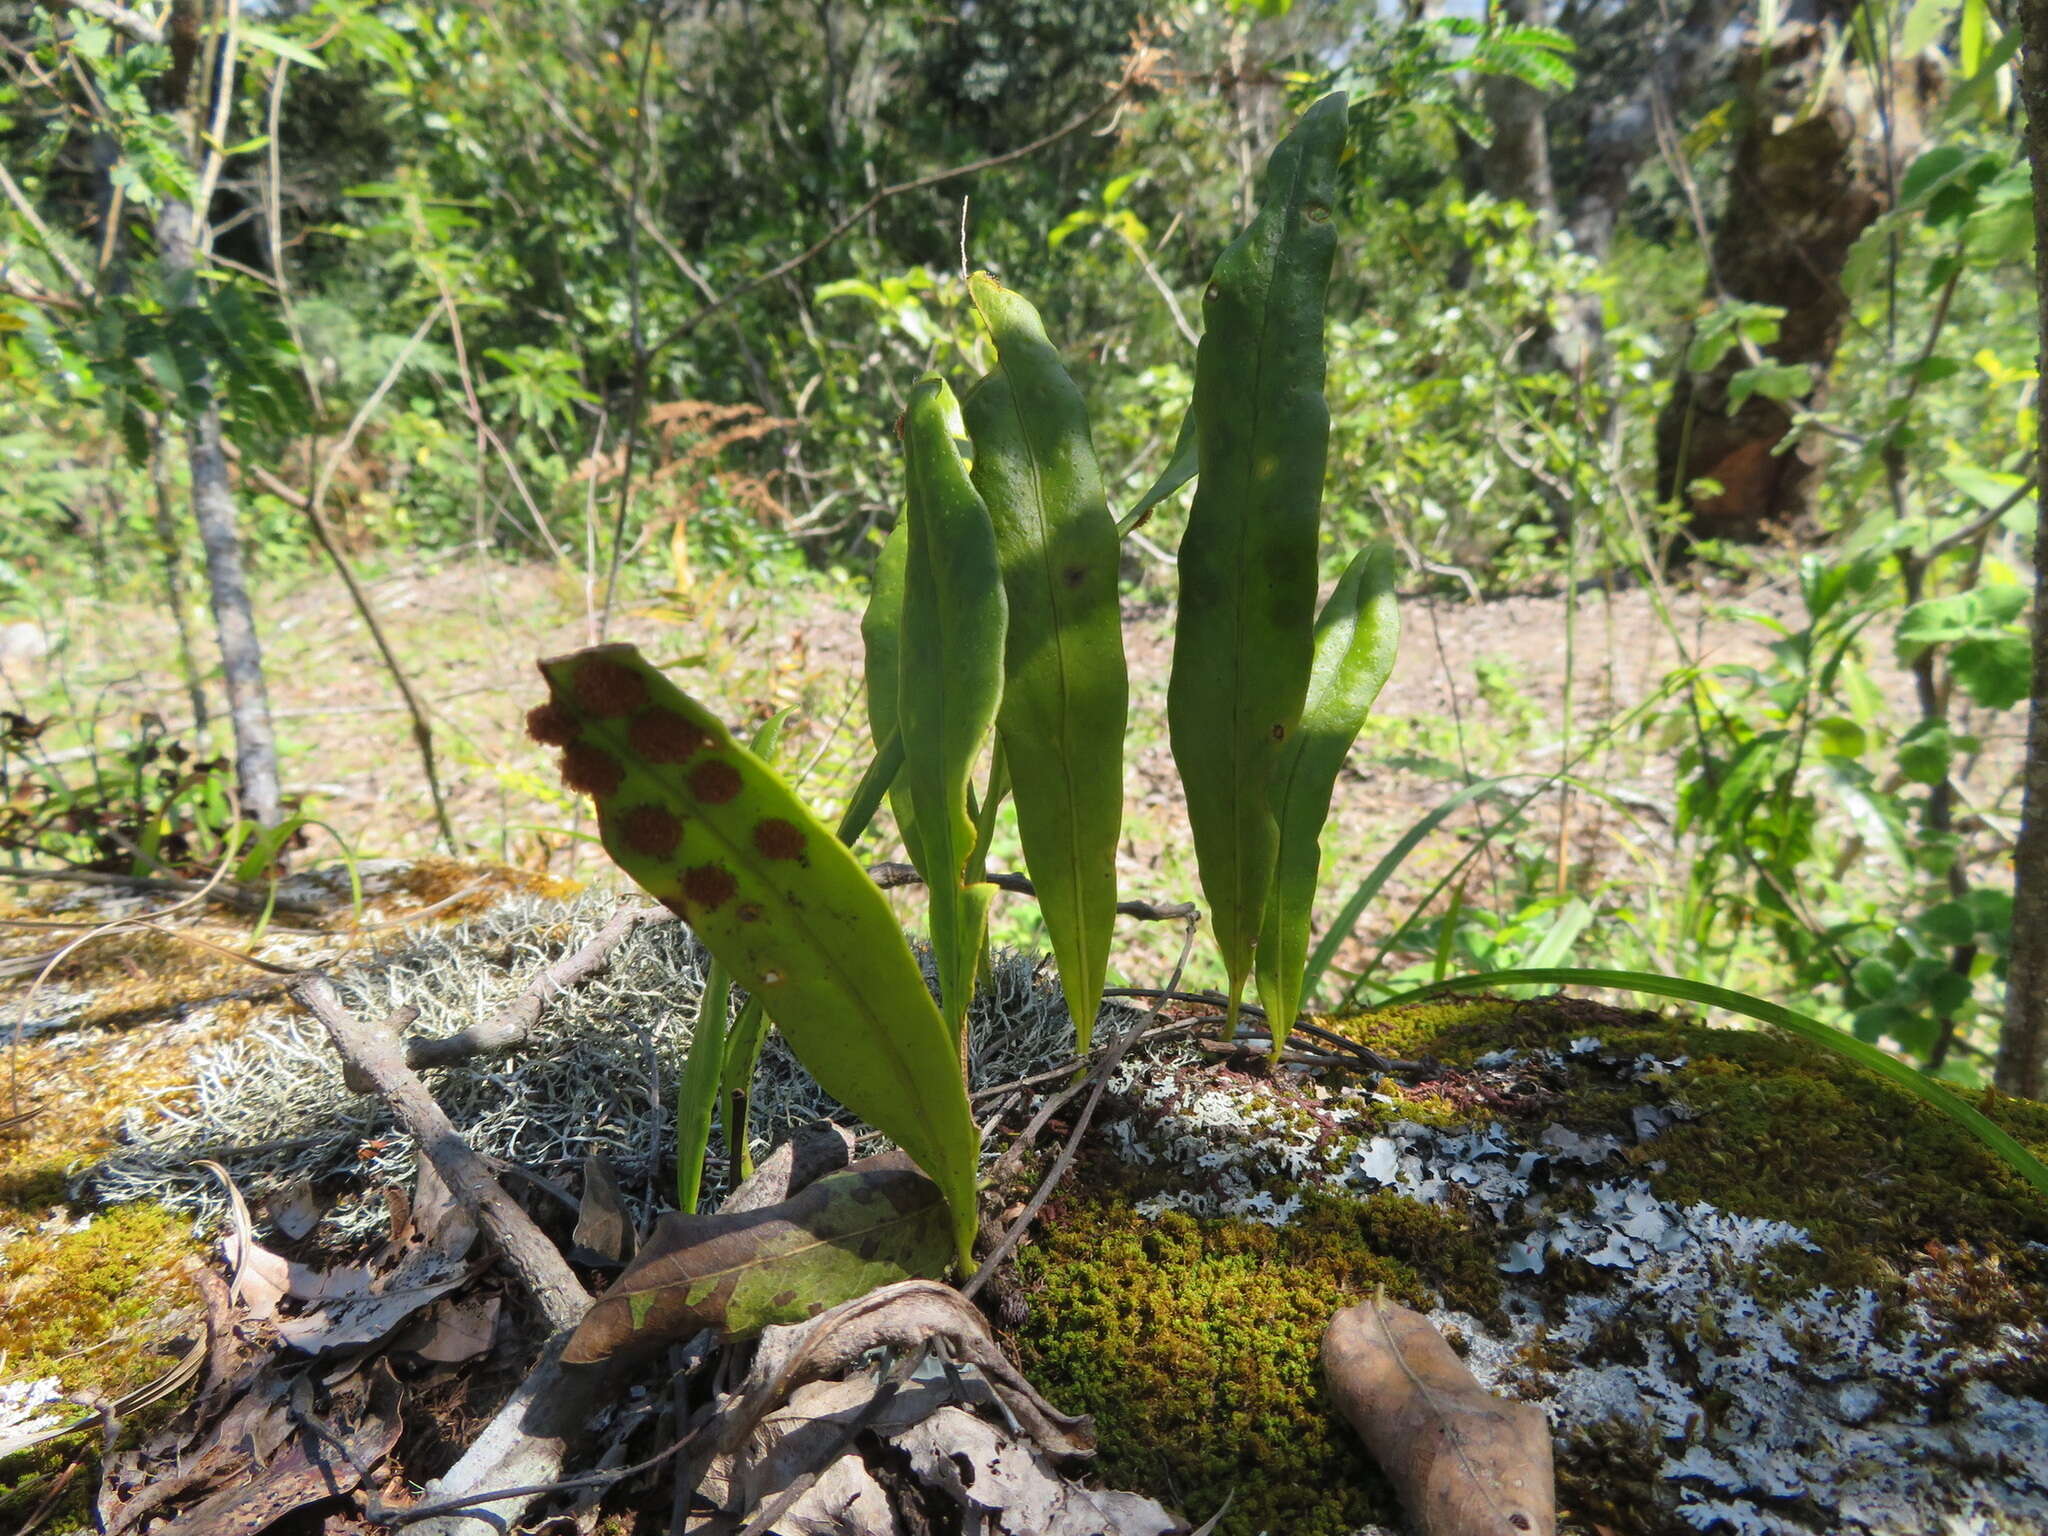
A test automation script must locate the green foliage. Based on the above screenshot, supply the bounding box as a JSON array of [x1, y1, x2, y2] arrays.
[[533, 643, 981, 1267], [1256, 544, 1401, 1045], [1169, 93, 1346, 1022], [963, 274, 1129, 1053], [894, 376, 1008, 1041]]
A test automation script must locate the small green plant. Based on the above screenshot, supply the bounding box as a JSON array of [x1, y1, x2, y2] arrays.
[[544, 98, 1404, 1256]]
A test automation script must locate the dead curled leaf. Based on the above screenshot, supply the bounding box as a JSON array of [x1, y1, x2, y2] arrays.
[[1323, 1296, 1556, 1536], [702, 1280, 1176, 1536], [563, 1152, 953, 1365]]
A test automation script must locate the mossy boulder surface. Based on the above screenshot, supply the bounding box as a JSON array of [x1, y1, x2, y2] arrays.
[[1008, 995, 2048, 1536]]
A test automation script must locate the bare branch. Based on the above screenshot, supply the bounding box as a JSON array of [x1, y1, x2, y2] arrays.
[[49, 0, 164, 47], [292, 974, 591, 1333]]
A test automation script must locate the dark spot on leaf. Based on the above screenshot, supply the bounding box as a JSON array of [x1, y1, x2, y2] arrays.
[[737, 902, 763, 923], [771, 1289, 797, 1309], [1061, 563, 1088, 589], [561, 743, 623, 798], [753, 818, 805, 860], [1302, 202, 1331, 224], [1271, 723, 1286, 741], [807, 1301, 825, 1318], [631, 709, 709, 763], [689, 759, 743, 804], [621, 804, 681, 858], [574, 656, 647, 717], [683, 864, 738, 911], [525, 702, 575, 746]]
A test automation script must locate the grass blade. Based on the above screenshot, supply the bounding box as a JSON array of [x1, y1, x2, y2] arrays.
[[1377, 967, 2048, 1204]]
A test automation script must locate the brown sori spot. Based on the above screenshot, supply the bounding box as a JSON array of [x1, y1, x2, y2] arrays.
[[630, 708, 709, 763], [1062, 563, 1089, 589], [560, 743, 623, 798], [573, 656, 647, 717], [689, 758, 743, 805], [525, 701, 576, 746], [770, 1288, 798, 1310], [1271, 722, 1287, 741], [752, 818, 805, 861], [737, 902, 764, 923], [682, 864, 738, 912], [806, 1301, 825, 1318], [620, 804, 681, 859]]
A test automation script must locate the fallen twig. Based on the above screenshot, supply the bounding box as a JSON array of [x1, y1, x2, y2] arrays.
[[0, 863, 325, 915], [867, 862, 1198, 922], [293, 974, 590, 1332], [963, 915, 1199, 1301], [365, 903, 678, 1087], [386, 1122, 841, 1534]]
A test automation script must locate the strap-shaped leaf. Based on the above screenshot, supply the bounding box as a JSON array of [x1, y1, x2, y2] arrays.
[[1255, 543, 1400, 1049], [1167, 92, 1348, 1022], [963, 274, 1129, 1054], [530, 644, 980, 1269], [897, 374, 1008, 1043], [1119, 400, 1198, 536], [861, 520, 919, 863]]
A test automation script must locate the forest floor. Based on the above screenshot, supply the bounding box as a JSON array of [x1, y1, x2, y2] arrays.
[[6, 549, 2018, 997]]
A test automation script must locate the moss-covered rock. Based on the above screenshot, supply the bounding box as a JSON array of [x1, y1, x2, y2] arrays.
[[1008, 995, 2048, 1536]]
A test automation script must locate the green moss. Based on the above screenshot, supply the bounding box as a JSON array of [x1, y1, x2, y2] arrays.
[[1012, 1154, 1502, 1536], [1359, 997, 2048, 1296], [0, 1202, 201, 1527], [1012, 995, 2048, 1532]]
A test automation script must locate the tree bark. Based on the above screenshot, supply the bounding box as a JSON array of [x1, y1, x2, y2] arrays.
[[1480, 0, 1559, 222], [1653, 21, 1932, 539], [1996, 6, 2048, 1100], [151, 0, 283, 827], [157, 195, 284, 827]]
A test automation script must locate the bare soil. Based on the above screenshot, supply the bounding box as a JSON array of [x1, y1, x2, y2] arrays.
[[5, 554, 2022, 995]]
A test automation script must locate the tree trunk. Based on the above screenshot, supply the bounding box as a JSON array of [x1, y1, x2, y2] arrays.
[[1996, 7, 2048, 1100], [1480, 0, 1558, 221], [1653, 21, 1933, 539], [154, 14, 284, 828]]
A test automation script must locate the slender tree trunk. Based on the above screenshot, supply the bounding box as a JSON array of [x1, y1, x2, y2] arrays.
[[157, 173, 283, 826], [1480, 0, 1558, 222], [149, 427, 210, 736], [1997, 10, 2048, 1099]]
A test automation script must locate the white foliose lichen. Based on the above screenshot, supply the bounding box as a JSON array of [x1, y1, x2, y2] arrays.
[[1099, 1035, 2048, 1536]]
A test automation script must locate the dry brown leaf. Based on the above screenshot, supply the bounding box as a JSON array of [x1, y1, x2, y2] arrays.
[[398, 1293, 503, 1363], [570, 1153, 633, 1266], [1323, 1295, 1555, 1536], [563, 1153, 951, 1366], [893, 1405, 1179, 1536]]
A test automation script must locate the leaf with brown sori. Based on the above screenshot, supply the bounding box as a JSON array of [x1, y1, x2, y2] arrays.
[[562, 1153, 952, 1365], [1322, 1295, 1556, 1536], [530, 642, 980, 1270]]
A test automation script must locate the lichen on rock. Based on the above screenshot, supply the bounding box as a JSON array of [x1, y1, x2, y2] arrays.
[[1008, 995, 2048, 1536]]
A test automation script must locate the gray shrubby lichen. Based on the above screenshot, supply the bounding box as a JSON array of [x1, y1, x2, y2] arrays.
[[88, 888, 1090, 1233]]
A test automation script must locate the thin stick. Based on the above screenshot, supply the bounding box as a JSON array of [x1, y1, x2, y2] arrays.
[[866, 862, 1198, 922], [293, 974, 590, 1333], [645, 73, 1139, 362], [371, 904, 678, 1083], [962, 915, 1198, 1301], [0, 864, 322, 914]]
